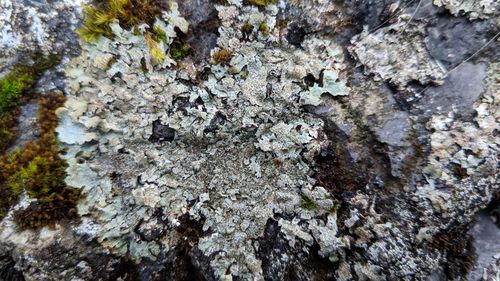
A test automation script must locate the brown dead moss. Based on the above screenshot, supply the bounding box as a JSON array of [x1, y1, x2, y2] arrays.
[[212, 48, 233, 64]]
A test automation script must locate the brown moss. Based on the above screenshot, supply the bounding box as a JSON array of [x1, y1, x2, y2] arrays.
[[0, 110, 20, 153], [212, 48, 233, 64], [0, 92, 81, 228], [241, 21, 253, 40]]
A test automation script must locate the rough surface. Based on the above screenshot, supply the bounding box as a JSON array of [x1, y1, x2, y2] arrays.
[[0, 0, 499, 280]]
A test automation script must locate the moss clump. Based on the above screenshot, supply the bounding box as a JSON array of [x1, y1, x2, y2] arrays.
[[0, 70, 30, 152], [259, 21, 270, 36], [0, 70, 34, 114], [78, 0, 173, 63], [212, 48, 233, 64], [0, 55, 61, 153], [0, 93, 81, 228], [241, 21, 253, 39], [144, 31, 166, 62], [78, 0, 164, 42], [154, 25, 168, 43], [300, 194, 317, 210], [245, 0, 277, 6], [0, 112, 19, 152], [170, 43, 191, 61], [212, 0, 230, 5]]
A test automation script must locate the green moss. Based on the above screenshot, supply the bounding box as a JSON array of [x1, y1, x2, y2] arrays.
[[258, 21, 270, 36], [170, 43, 191, 61], [0, 71, 33, 114], [246, 0, 277, 6], [241, 21, 254, 39], [0, 55, 66, 222], [78, 0, 164, 42], [78, 0, 171, 63], [32, 54, 61, 74], [300, 194, 317, 210], [154, 26, 168, 43], [0, 55, 60, 152]]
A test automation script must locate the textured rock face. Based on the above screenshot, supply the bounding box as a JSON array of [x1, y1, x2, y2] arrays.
[[0, 0, 499, 280]]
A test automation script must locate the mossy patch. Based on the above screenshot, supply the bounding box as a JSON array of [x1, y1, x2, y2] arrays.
[[300, 194, 317, 210], [0, 55, 60, 152], [245, 0, 277, 7], [212, 48, 233, 64], [0, 93, 81, 228], [78, 0, 181, 64], [0, 70, 34, 114], [78, 0, 164, 42], [170, 43, 191, 61], [258, 21, 270, 36], [0, 55, 79, 227]]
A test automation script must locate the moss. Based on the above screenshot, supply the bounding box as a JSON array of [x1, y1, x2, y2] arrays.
[[170, 43, 191, 61], [212, 0, 230, 5], [240, 68, 249, 79], [300, 194, 316, 210], [0, 55, 60, 153], [258, 21, 270, 36], [212, 48, 233, 64], [0, 71, 34, 114], [104, 56, 118, 71], [241, 21, 253, 39], [154, 25, 168, 43], [78, 0, 164, 42], [144, 31, 165, 63], [245, 0, 277, 6], [0, 93, 81, 228], [78, 0, 170, 63]]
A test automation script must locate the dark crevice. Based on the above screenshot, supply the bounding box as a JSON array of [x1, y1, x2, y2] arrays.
[[0, 254, 25, 281], [428, 225, 477, 279], [256, 219, 336, 281]]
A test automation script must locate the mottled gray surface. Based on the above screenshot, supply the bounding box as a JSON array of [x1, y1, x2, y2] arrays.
[[468, 212, 500, 281], [0, 0, 499, 280]]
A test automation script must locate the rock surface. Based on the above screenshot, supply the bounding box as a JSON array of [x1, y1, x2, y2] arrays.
[[0, 0, 499, 280]]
